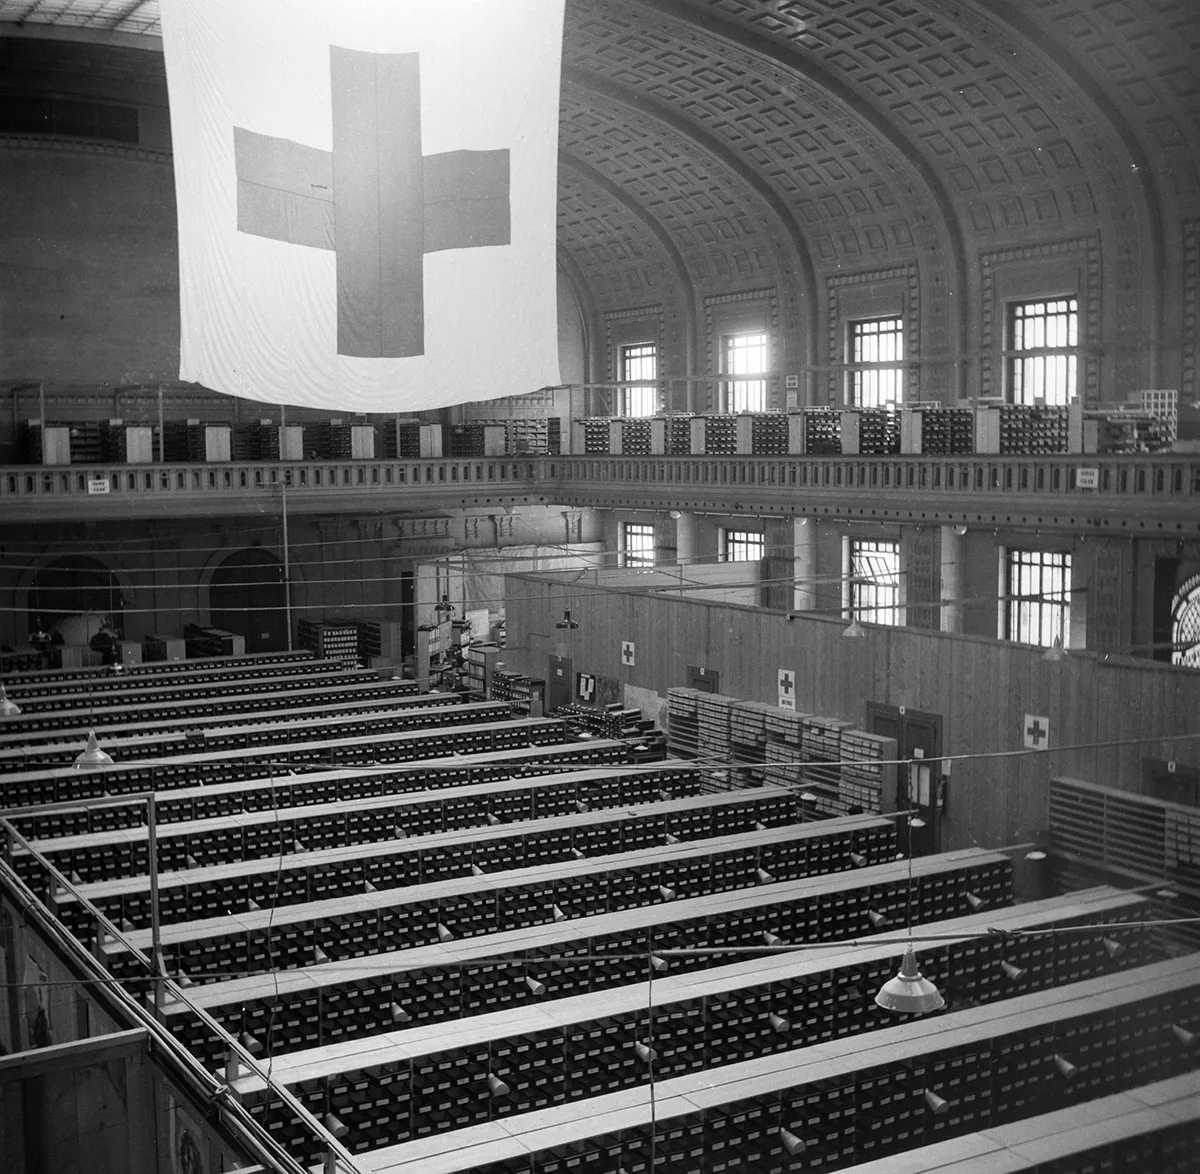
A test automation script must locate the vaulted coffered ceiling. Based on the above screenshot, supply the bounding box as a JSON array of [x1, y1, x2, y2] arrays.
[[3, 0, 1197, 380]]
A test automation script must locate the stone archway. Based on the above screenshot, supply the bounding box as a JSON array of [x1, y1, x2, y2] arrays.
[[27, 555, 126, 649], [209, 548, 289, 653]]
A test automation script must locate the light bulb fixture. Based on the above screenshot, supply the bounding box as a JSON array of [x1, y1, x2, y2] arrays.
[[393, 824, 408, 839], [487, 1073, 510, 1097], [848, 852, 868, 868], [1042, 635, 1067, 662], [923, 1089, 950, 1115], [842, 617, 866, 638], [755, 867, 775, 883], [550, 904, 567, 922], [0, 685, 22, 717], [874, 943, 946, 1014], [239, 1031, 263, 1055], [525, 976, 547, 996], [1052, 1053, 1078, 1080], [389, 1002, 411, 1023], [867, 909, 890, 928], [73, 730, 114, 770], [649, 954, 668, 971], [665, 833, 681, 845], [999, 960, 1026, 982], [555, 608, 580, 630], [1101, 936, 1124, 959], [434, 593, 453, 616], [767, 1011, 790, 1033], [436, 923, 454, 942], [952, 524, 968, 536], [633, 1041, 655, 1063], [313, 945, 331, 964], [323, 1113, 349, 1139], [762, 930, 785, 947], [363, 880, 377, 893], [964, 892, 984, 911], [1172, 1023, 1196, 1046], [669, 510, 683, 520], [657, 885, 676, 900], [779, 1128, 806, 1156], [470, 863, 485, 876]]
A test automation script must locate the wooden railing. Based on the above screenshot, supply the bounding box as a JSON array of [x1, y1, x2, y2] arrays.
[[2, 452, 1198, 530]]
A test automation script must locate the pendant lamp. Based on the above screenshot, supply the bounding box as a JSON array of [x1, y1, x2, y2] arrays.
[[74, 729, 114, 770], [874, 942, 946, 1014]]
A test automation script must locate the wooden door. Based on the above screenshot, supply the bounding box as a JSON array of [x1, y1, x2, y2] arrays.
[[865, 702, 943, 855]]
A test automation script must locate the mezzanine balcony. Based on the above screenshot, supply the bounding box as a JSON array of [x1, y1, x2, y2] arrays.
[[1, 452, 1197, 535]]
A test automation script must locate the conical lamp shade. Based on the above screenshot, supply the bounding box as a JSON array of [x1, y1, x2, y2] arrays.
[[74, 730, 114, 770], [843, 618, 866, 638], [0, 685, 21, 717], [874, 943, 945, 1014]]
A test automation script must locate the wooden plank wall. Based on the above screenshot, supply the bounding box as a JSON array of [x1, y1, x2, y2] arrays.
[[504, 573, 1200, 853]]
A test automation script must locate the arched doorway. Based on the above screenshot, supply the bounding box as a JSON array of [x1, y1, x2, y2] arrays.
[[210, 549, 288, 653], [27, 556, 125, 652]]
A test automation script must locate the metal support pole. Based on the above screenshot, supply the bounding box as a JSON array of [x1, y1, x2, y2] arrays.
[[146, 793, 164, 1017], [157, 384, 165, 463], [281, 484, 293, 650]]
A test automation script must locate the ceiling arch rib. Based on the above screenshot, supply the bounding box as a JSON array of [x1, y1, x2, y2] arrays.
[[558, 153, 699, 387], [950, 0, 1166, 385], [556, 241, 601, 386], [564, 0, 967, 397], [565, 65, 817, 388]]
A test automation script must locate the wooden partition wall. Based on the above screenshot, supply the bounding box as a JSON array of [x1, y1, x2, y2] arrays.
[[504, 572, 1200, 853]]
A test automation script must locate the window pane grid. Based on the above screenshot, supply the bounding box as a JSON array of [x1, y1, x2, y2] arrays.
[[850, 539, 900, 625], [1007, 550, 1070, 647], [850, 318, 904, 408], [722, 529, 764, 562], [622, 522, 655, 568], [621, 343, 657, 417], [724, 332, 767, 413], [1008, 298, 1078, 406]]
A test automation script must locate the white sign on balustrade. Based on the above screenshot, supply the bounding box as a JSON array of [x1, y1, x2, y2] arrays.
[[87, 478, 111, 495]]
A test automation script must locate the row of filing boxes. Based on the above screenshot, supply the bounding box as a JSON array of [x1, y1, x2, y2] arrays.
[[32, 759, 706, 883], [103, 816, 898, 981], [163, 848, 1012, 1070], [339, 954, 1199, 1174], [0, 648, 332, 701], [2, 664, 385, 715], [0, 677, 426, 748], [231, 888, 1156, 1163], [836, 1070, 1200, 1174], [0, 716, 577, 807], [0, 695, 501, 769], [60, 785, 802, 934], [12, 741, 634, 841]]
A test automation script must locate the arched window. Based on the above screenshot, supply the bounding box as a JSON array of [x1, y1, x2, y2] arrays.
[[1171, 573, 1200, 667]]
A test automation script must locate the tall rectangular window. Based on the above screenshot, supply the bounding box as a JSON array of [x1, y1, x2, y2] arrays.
[[1007, 298, 1078, 405], [622, 522, 656, 568], [621, 343, 658, 416], [849, 318, 904, 407], [721, 529, 764, 562], [847, 539, 901, 625], [723, 332, 767, 413], [1006, 549, 1071, 647]]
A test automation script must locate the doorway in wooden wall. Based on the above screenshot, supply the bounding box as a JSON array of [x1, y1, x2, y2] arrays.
[[687, 665, 719, 693], [865, 702, 943, 855], [547, 654, 573, 712]]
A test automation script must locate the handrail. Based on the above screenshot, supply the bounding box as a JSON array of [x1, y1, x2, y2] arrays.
[[1, 453, 1197, 531], [1, 810, 364, 1174]]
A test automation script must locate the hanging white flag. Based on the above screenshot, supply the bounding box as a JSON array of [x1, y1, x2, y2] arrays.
[[161, 0, 564, 411]]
